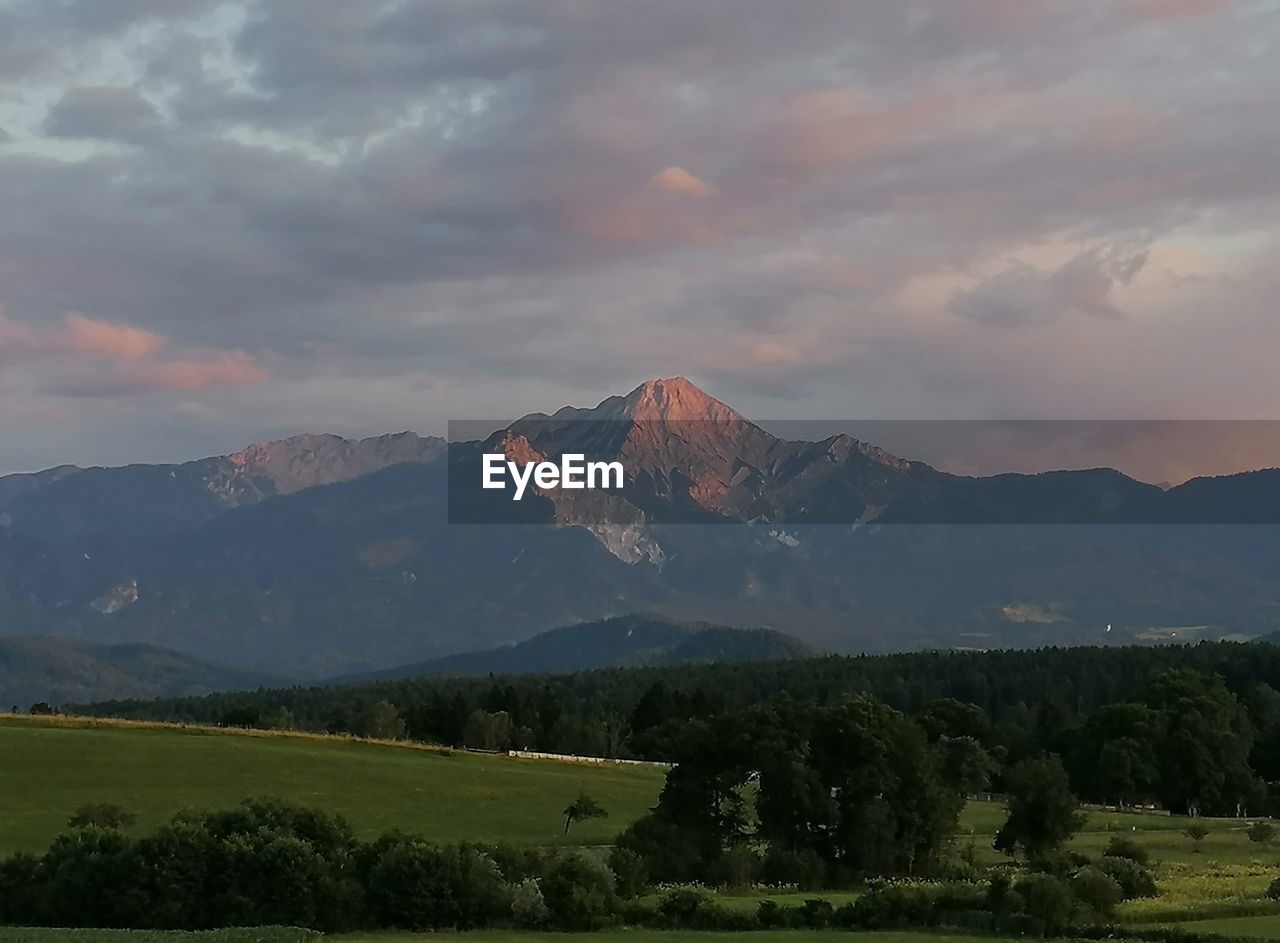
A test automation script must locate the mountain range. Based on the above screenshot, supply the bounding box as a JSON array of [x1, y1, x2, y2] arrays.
[[335, 614, 818, 683], [2, 377, 1280, 677], [0, 636, 280, 707]]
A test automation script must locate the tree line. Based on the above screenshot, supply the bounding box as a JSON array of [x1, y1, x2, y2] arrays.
[[74, 640, 1280, 817]]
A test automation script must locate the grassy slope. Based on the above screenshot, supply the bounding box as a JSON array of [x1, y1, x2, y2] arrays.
[[1, 714, 1271, 868], [0, 715, 663, 855]]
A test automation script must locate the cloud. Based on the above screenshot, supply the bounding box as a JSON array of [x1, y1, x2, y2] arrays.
[[650, 166, 712, 198], [0, 308, 266, 399], [59, 351, 268, 396], [948, 246, 1150, 326], [0, 0, 1277, 471], [63, 313, 164, 359], [44, 86, 161, 141]]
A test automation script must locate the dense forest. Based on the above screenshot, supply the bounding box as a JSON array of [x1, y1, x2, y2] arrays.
[[76, 641, 1280, 818]]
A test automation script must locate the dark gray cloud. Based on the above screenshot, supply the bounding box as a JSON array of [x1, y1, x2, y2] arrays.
[[0, 0, 1277, 475], [44, 85, 161, 140], [949, 246, 1149, 326]]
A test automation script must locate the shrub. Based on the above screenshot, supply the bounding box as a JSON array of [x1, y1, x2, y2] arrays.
[[364, 836, 510, 930], [1095, 855, 1158, 899], [607, 846, 648, 899], [0, 852, 43, 925], [1267, 876, 1280, 900], [707, 846, 760, 889], [1013, 872, 1075, 934], [67, 802, 136, 830], [799, 897, 835, 928], [37, 827, 139, 928], [656, 886, 728, 929], [539, 852, 618, 931], [1247, 821, 1276, 844], [761, 845, 826, 890], [1103, 834, 1150, 865], [511, 878, 550, 928], [1072, 866, 1123, 917], [614, 814, 705, 885], [757, 899, 790, 928], [1184, 824, 1210, 850]]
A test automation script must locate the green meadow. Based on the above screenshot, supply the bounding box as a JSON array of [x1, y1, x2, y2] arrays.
[[0, 714, 1267, 864], [0, 715, 663, 854]]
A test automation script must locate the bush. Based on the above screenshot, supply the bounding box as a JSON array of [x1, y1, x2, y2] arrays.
[[761, 845, 826, 890], [1072, 866, 1123, 917], [1267, 876, 1280, 900], [1095, 855, 1158, 899], [707, 846, 760, 889], [799, 897, 835, 928], [614, 814, 706, 885], [67, 802, 136, 830], [511, 877, 550, 928], [1013, 872, 1075, 934], [0, 852, 43, 925], [757, 899, 790, 928], [607, 845, 648, 899], [539, 852, 618, 931], [1103, 834, 1150, 865], [655, 886, 727, 929], [1248, 821, 1276, 844], [845, 883, 943, 929]]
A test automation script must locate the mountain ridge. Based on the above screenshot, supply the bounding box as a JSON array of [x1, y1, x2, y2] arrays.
[[0, 635, 283, 707], [331, 614, 818, 683], [2, 377, 1280, 676]]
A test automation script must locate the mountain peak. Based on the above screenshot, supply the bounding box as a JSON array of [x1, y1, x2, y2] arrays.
[[621, 377, 745, 423]]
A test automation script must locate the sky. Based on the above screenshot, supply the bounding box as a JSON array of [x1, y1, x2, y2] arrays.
[[1, 0, 1279, 476]]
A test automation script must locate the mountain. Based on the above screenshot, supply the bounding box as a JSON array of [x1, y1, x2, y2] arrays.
[[3, 377, 1280, 676], [0, 636, 281, 707], [0, 431, 445, 540], [336, 614, 818, 681]]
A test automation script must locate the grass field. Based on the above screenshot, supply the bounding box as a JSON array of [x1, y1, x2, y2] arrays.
[[0, 715, 663, 854], [3, 713, 1270, 865], [1173, 914, 1280, 938]]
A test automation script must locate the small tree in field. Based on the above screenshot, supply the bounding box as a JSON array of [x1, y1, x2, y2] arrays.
[[1248, 821, 1276, 844], [68, 803, 136, 829], [563, 793, 608, 835], [1184, 823, 1210, 852]]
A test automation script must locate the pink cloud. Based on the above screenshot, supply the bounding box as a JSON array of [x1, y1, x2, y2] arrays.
[[781, 89, 945, 177], [650, 166, 713, 198], [0, 306, 267, 397], [110, 351, 269, 393], [62, 313, 165, 360]]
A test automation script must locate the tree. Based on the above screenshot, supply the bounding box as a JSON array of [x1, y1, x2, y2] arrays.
[[563, 794, 608, 835], [1247, 821, 1276, 844], [994, 755, 1085, 859], [352, 701, 405, 740], [920, 698, 991, 744], [68, 803, 136, 829], [462, 710, 513, 751], [1183, 823, 1210, 851], [1145, 670, 1259, 816], [936, 735, 996, 794]]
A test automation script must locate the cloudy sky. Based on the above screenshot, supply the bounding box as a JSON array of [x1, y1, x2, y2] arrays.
[[1, 0, 1278, 475]]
